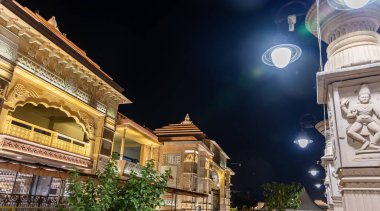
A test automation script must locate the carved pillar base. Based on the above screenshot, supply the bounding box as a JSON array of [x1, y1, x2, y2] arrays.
[[339, 168, 380, 211], [331, 197, 343, 211]]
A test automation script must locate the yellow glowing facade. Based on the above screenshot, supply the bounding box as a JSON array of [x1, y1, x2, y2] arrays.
[[0, 0, 130, 202], [154, 114, 234, 211], [113, 113, 161, 177], [0, 1, 235, 210]]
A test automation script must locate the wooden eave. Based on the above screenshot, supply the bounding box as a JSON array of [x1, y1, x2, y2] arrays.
[[0, 0, 128, 102]]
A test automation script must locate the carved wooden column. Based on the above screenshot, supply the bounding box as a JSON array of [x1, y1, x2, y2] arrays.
[[307, 1, 380, 210], [92, 116, 113, 173], [0, 25, 18, 127]]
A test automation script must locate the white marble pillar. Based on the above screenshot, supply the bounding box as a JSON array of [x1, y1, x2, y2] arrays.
[[307, 1, 380, 210], [316, 120, 343, 211]]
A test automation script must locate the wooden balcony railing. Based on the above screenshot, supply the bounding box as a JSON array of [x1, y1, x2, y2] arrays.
[[3, 116, 90, 157]]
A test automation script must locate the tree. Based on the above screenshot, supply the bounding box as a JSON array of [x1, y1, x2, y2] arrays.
[[67, 156, 170, 211], [67, 155, 120, 211], [262, 182, 303, 211], [119, 160, 170, 211]]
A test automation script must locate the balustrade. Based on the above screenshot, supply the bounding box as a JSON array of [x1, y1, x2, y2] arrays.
[[3, 116, 90, 157]]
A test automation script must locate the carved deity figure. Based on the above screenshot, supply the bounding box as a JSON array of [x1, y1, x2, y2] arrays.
[[341, 84, 380, 150]]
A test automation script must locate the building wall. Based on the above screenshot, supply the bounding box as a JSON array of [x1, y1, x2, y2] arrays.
[[0, 1, 127, 201], [157, 141, 232, 211]]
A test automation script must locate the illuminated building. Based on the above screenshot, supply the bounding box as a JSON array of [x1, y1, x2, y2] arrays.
[[113, 113, 161, 177], [154, 114, 234, 211], [0, 0, 130, 206]]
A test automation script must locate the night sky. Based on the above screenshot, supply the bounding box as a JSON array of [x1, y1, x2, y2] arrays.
[[19, 0, 328, 205]]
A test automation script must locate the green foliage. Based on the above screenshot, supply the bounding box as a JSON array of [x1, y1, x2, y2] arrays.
[[230, 208, 238, 211], [67, 157, 170, 211], [119, 160, 171, 211], [262, 182, 303, 211]]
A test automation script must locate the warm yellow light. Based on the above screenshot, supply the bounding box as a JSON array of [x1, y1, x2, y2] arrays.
[[271, 47, 292, 68], [344, 0, 370, 9]]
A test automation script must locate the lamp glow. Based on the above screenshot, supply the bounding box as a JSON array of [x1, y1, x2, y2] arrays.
[[327, 0, 375, 10], [294, 139, 313, 148], [309, 169, 319, 176], [271, 47, 292, 68], [315, 184, 322, 188], [344, 0, 370, 9]]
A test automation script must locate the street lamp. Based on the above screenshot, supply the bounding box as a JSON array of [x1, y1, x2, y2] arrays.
[[308, 169, 319, 177], [327, 0, 376, 10], [294, 133, 313, 148], [262, 44, 302, 69], [294, 114, 316, 148], [262, 1, 306, 69], [315, 183, 322, 189]]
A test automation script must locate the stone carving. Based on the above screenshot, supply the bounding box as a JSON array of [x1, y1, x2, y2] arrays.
[[78, 111, 95, 139], [0, 80, 8, 99], [184, 153, 198, 163], [341, 84, 380, 150], [0, 137, 91, 168], [17, 55, 107, 113], [47, 16, 59, 31], [64, 76, 78, 93], [27, 44, 38, 58], [7, 84, 39, 103], [0, 36, 17, 62]]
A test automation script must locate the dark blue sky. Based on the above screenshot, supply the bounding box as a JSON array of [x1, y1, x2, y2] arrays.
[[19, 0, 327, 204]]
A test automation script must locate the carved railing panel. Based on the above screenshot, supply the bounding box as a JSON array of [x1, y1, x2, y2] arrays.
[[0, 194, 67, 208], [3, 116, 90, 157]]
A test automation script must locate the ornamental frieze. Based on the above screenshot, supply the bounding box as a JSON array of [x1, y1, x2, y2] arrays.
[[0, 136, 92, 168]]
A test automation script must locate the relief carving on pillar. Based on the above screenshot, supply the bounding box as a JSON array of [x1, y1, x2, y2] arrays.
[[341, 84, 380, 151]]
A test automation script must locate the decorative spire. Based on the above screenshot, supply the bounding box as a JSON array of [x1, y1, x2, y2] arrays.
[[48, 16, 59, 31], [181, 113, 193, 125]]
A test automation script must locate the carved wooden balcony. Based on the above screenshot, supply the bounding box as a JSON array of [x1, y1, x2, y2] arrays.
[[0, 116, 92, 168], [3, 116, 90, 157]]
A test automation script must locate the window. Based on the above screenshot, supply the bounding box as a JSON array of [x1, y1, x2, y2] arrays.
[[164, 154, 181, 165]]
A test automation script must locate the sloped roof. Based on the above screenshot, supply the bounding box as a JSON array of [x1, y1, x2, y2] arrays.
[[154, 114, 208, 142]]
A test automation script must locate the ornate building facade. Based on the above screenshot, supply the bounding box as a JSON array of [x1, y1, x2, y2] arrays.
[[154, 114, 234, 211], [0, 1, 235, 210], [0, 0, 132, 207]]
